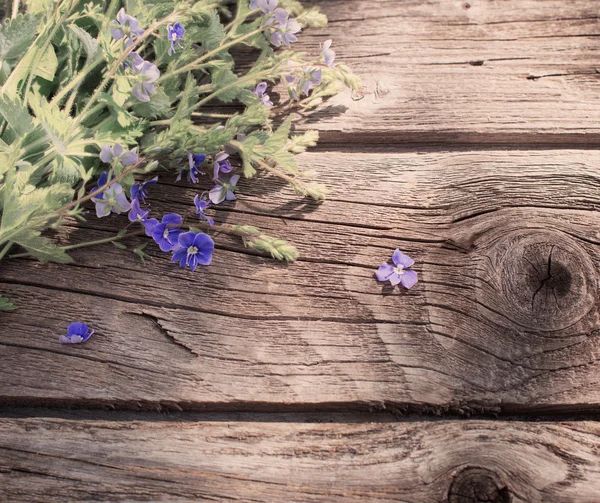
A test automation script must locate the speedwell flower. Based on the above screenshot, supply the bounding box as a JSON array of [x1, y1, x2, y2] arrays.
[[253, 82, 273, 106], [177, 153, 206, 183], [321, 39, 336, 68], [213, 152, 233, 180], [167, 22, 185, 55], [93, 183, 131, 218], [270, 9, 301, 47], [111, 8, 144, 46], [151, 213, 183, 252], [209, 174, 240, 204], [375, 249, 418, 289], [130, 176, 158, 202], [128, 198, 149, 223], [250, 0, 278, 14], [59, 322, 94, 344], [100, 143, 139, 166], [301, 67, 322, 95], [171, 232, 215, 271], [194, 193, 214, 227], [132, 61, 160, 102]]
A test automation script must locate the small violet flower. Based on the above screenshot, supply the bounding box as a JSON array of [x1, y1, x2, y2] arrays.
[[270, 9, 301, 48], [213, 152, 233, 181], [209, 174, 240, 204], [128, 198, 150, 223], [151, 213, 183, 252], [253, 82, 273, 107], [123, 52, 145, 72], [177, 153, 207, 183], [130, 176, 158, 202], [167, 22, 185, 55], [194, 193, 214, 227], [92, 171, 131, 218], [143, 217, 159, 237], [100, 143, 139, 166], [375, 249, 418, 289], [111, 8, 144, 47], [301, 67, 322, 96], [171, 231, 215, 271], [132, 61, 160, 102], [59, 322, 94, 345], [250, 0, 278, 14], [321, 39, 336, 68]]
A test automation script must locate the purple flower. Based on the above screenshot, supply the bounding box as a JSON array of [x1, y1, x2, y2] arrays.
[[132, 61, 160, 102], [93, 183, 131, 218], [111, 8, 144, 46], [253, 82, 273, 107], [59, 322, 94, 345], [212, 152, 233, 180], [151, 213, 183, 252], [100, 143, 139, 166], [270, 9, 301, 47], [171, 232, 214, 271], [93, 170, 114, 198], [194, 193, 214, 227], [209, 174, 240, 204], [177, 153, 206, 183], [321, 39, 336, 68], [375, 249, 418, 289], [130, 176, 158, 202], [251, 0, 278, 14], [123, 52, 145, 71], [143, 217, 159, 237], [167, 22, 185, 55], [128, 198, 150, 223], [301, 67, 322, 95]]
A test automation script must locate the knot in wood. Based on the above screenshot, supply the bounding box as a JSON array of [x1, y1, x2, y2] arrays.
[[477, 230, 596, 332], [448, 467, 511, 503]]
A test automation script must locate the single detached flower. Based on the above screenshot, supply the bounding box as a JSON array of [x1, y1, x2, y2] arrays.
[[130, 176, 158, 202], [59, 322, 94, 345], [171, 231, 215, 271], [151, 213, 183, 252], [132, 61, 160, 102], [177, 153, 207, 183], [111, 8, 144, 46], [209, 174, 240, 204], [375, 249, 418, 289], [213, 152, 233, 180], [167, 22, 185, 55], [194, 193, 214, 226], [253, 82, 273, 107], [100, 143, 139, 166], [321, 39, 336, 68], [270, 9, 301, 47], [128, 198, 149, 223]]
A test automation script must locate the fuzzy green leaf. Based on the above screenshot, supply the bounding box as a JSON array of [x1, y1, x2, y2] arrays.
[[67, 24, 100, 59], [0, 14, 40, 62], [0, 95, 33, 137], [0, 296, 17, 311], [34, 44, 58, 81], [12, 230, 72, 263], [262, 117, 292, 155]]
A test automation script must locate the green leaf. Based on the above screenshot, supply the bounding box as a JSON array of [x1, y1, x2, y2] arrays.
[[67, 24, 100, 59], [262, 117, 292, 155], [34, 44, 58, 81], [0, 296, 17, 311], [0, 95, 34, 137], [132, 89, 171, 119], [195, 9, 225, 52], [0, 14, 40, 62], [112, 76, 132, 107], [11, 230, 72, 263], [210, 67, 242, 103], [27, 0, 58, 15]]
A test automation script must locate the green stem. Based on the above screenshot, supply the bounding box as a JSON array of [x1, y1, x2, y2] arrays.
[[191, 112, 235, 119], [158, 27, 263, 83], [11, 0, 19, 19], [52, 56, 105, 106], [0, 241, 13, 261]]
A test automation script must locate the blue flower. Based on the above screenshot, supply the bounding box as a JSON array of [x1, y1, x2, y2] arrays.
[[123, 52, 145, 71], [130, 176, 158, 202], [209, 174, 240, 204], [132, 61, 160, 102], [128, 198, 150, 223], [321, 39, 336, 68], [213, 152, 233, 180], [111, 8, 144, 47], [100, 143, 139, 166], [167, 22, 185, 55], [171, 231, 214, 271], [151, 213, 183, 251], [59, 322, 94, 344], [93, 183, 131, 218], [301, 67, 322, 95], [194, 193, 214, 226], [143, 217, 159, 237], [177, 152, 206, 183], [375, 249, 418, 289], [269, 9, 301, 47], [250, 0, 278, 14], [253, 82, 273, 107]]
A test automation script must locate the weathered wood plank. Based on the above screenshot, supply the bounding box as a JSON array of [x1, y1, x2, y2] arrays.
[[2, 150, 600, 412], [1, 418, 600, 502], [293, 0, 600, 144]]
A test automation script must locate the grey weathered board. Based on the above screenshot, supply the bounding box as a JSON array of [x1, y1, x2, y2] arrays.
[[1, 418, 600, 502], [2, 150, 600, 413], [3, 0, 600, 500]]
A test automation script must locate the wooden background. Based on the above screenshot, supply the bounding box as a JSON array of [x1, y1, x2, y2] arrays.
[[2, 0, 600, 501]]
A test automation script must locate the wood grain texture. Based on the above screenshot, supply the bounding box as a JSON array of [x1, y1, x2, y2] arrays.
[[1, 418, 600, 502], [292, 0, 600, 144], [2, 150, 600, 412]]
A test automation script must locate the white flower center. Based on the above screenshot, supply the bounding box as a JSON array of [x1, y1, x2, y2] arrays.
[[188, 246, 199, 255], [393, 265, 405, 275], [163, 229, 169, 239]]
